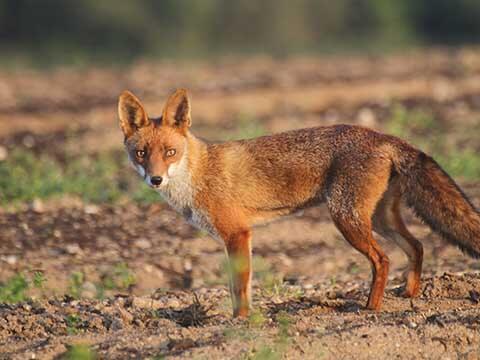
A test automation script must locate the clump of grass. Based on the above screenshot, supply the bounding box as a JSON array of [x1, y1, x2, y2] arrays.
[[0, 271, 47, 303], [0, 273, 29, 303], [386, 104, 435, 138], [33, 271, 47, 288], [97, 262, 136, 298], [253, 257, 282, 294], [245, 311, 294, 360], [253, 257, 303, 299], [250, 346, 279, 360], [68, 271, 85, 300], [436, 149, 480, 181], [65, 314, 83, 335], [248, 309, 268, 328], [63, 344, 96, 360], [67, 264, 136, 300]]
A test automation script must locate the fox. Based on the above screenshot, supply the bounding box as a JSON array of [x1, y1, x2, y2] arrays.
[[118, 88, 480, 317]]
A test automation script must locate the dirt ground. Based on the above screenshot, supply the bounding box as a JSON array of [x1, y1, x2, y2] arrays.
[[1, 49, 480, 359]]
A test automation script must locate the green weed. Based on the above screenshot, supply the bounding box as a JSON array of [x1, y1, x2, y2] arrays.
[[0, 271, 48, 303], [33, 271, 47, 288], [98, 262, 136, 297], [244, 311, 294, 360], [0, 273, 29, 303], [68, 272, 85, 299], [63, 344, 96, 360], [386, 104, 435, 138], [65, 314, 82, 335], [248, 309, 268, 328]]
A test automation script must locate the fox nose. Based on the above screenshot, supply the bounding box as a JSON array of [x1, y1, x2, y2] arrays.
[[150, 176, 163, 186]]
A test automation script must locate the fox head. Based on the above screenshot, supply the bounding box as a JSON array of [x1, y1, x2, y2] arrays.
[[118, 89, 192, 188]]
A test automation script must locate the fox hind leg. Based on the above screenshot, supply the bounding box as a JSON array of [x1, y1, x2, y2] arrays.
[[373, 184, 423, 298], [330, 212, 390, 310], [326, 164, 392, 311]]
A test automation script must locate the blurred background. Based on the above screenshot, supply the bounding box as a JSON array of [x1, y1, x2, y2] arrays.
[[0, 0, 480, 344], [2, 0, 480, 66]]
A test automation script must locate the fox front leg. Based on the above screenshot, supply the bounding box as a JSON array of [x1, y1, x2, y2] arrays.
[[223, 229, 252, 318]]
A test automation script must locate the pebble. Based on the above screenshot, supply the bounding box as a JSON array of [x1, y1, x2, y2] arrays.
[[65, 243, 82, 255], [134, 238, 152, 249], [31, 199, 45, 213], [407, 321, 418, 329], [84, 204, 100, 215], [3, 255, 18, 265]]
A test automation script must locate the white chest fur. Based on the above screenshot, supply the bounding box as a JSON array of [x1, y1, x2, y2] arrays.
[[156, 152, 219, 239]]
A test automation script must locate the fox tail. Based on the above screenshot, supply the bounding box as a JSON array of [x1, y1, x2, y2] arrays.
[[393, 147, 480, 258]]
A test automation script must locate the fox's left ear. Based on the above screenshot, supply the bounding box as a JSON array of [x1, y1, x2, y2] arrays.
[[162, 89, 191, 130], [118, 90, 150, 138]]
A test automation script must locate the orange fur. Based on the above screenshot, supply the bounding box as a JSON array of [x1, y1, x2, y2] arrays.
[[118, 89, 480, 317]]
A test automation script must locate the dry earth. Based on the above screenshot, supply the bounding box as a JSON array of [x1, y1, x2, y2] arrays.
[[0, 48, 480, 359]]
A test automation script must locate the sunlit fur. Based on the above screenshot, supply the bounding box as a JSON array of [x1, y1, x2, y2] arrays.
[[119, 89, 480, 318]]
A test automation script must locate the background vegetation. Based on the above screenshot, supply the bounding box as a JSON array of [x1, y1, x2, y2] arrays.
[[2, 0, 480, 66]]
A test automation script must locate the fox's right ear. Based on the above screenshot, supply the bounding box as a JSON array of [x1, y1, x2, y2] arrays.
[[118, 90, 150, 138]]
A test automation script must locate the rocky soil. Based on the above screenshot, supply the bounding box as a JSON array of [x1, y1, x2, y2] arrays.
[[1, 48, 480, 359]]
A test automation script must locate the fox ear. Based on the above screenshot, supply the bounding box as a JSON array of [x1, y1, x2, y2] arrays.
[[118, 90, 150, 138], [162, 89, 191, 130]]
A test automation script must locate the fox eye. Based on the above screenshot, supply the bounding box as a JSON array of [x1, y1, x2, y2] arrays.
[[165, 149, 176, 157], [136, 150, 146, 158]]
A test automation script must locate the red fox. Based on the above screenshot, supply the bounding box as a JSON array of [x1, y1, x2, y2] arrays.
[[118, 89, 480, 317]]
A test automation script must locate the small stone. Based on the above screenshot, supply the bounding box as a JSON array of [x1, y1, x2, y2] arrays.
[[407, 321, 417, 329], [65, 243, 82, 255], [134, 238, 151, 250], [4, 255, 18, 265], [31, 199, 45, 213], [84, 204, 100, 215]]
